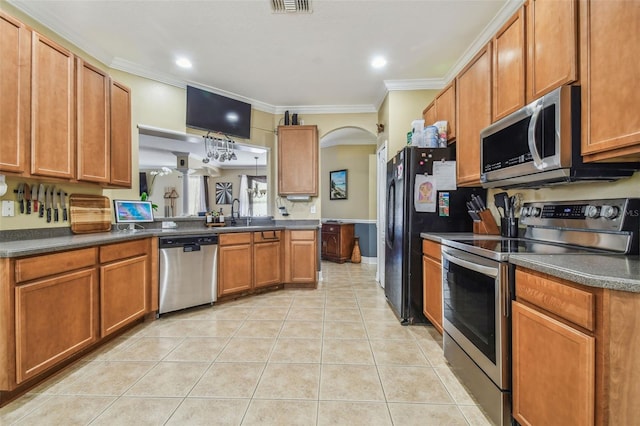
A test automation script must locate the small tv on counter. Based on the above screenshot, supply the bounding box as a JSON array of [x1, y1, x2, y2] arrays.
[[186, 85, 252, 139], [113, 200, 154, 231]]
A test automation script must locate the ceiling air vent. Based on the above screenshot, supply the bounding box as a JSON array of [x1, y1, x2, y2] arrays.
[[271, 0, 312, 13]]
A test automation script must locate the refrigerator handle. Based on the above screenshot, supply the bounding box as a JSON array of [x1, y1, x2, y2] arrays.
[[386, 180, 395, 248]]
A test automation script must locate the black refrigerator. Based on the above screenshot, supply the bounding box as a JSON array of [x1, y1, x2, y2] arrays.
[[384, 146, 485, 325]]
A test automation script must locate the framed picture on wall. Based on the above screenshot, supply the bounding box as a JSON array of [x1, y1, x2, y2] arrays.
[[215, 182, 233, 204], [329, 169, 348, 200]]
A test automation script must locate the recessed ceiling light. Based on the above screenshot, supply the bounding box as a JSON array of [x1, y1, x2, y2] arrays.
[[176, 57, 192, 69], [371, 56, 387, 69]]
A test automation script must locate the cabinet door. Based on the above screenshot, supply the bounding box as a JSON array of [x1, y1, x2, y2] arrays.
[[0, 12, 30, 174], [77, 59, 110, 183], [580, 0, 640, 162], [492, 8, 526, 121], [512, 301, 595, 426], [218, 243, 253, 296], [254, 241, 282, 288], [422, 102, 436, 126], [290, 239, 316, 283], [31, 32, 75, 179], [100, 255, 147, 337], [422, 255, 442, 334], [527, 0, 578, 101], [15, 268, 98, 383], [456, 44, 491, 186], [277, 125, 318, 196], [110, 80, 132, 187], [436, 82, 456, 141]]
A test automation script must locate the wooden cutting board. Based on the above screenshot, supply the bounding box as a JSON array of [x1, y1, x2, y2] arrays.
[[69, 194, 112, 234]]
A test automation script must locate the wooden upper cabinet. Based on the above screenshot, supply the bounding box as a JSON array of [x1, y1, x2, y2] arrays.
[[110, 81, 132, 187], [0, 12, 31, 174], [492, 7, 526, 121], [277, 125, 318, 196], [456, 44, 492, 186], [580, 0, 640, 162], [435, 81, 456, 142], [77, 59, 110, 183], [31, 32, 75, 179], [422, 101, 436, 126], [526, 0, 578, 101]]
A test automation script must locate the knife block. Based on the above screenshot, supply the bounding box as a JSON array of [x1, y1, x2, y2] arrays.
[[473, 210, 500, 235]]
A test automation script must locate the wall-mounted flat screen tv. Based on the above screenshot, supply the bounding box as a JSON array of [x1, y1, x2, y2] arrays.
[[186, 85, 252, 139]]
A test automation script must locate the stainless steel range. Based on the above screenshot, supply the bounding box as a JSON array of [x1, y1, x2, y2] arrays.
[[440, 198, 639, 426]]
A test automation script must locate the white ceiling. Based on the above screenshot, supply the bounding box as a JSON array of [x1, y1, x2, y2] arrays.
[[8, 0, 521, 114]]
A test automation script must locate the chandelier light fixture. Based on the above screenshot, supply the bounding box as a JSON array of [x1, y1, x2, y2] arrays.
[[247, 156, 267, 198], [203, 132, 237, 163]]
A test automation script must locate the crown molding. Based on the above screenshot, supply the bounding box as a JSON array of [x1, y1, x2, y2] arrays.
[[384, 78, 447, 91], [444, 0, 525, 82], [273, 104, 378, 115]]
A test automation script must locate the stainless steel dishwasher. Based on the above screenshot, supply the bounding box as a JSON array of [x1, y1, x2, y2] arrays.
[[159, 235, 218, 315]]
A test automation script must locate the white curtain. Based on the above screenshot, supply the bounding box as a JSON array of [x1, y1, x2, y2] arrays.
[[239, 174, 250, 217], [188, 176, 206, 215]]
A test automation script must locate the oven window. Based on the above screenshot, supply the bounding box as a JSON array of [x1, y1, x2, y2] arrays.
[[443, 261, 496, 363]]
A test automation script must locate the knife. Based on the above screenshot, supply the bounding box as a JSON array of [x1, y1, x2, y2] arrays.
[[60, 190, 68, 221], [24, 183, 31, 214], [53, 188, 59, 222], [45, 185, 53, 223], [475, 194, 486, 211], [38, 184, 46, 217], [31, 184, 38, 213], [17, 183, 24, 214]]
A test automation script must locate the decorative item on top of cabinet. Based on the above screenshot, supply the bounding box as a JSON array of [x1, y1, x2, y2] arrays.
[[77, 59, 110, 183], [422, 239, 442, 334], [31, 32, 75, 179], [321, 222, 354, 263], [456, 43, 492, 186], [526, 0, 578, 102], [0, 11, 30, 174], [492, 7, 526, 121], [579, 0, 640, 162], [277, 125, 318, 196], [109, 80, 132, 187]]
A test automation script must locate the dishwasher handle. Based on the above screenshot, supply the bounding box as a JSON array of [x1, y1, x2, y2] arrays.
[[183, 243, 201, 253]]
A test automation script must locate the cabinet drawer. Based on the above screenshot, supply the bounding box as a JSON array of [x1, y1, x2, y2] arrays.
[[422, 240, 441, 261], [516, 268, 595, 331], [100, 239, 148, 263], [15, 248, 97, 283], [254, 230, 281, 243], [219, 232, 251, 246], [291, 230, 316, 240], [322, 224, 339, 234]]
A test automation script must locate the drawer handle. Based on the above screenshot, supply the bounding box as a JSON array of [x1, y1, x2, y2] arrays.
[[261, 231, 278, 240]]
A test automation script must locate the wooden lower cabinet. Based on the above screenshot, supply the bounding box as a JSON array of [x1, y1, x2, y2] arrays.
[[100, 255, 147, 337], [421, 240, 442, 334], [512, 300, 594, 426], [254, 231, 282, 289], [218, 233, 253, 297], [15, 268, 98, 384], [285, 230, 317, 284]]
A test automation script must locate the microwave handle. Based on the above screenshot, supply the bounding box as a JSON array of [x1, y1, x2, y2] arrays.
[[527, 102, 545, 170]]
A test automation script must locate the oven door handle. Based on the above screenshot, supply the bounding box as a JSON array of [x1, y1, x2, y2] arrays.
[[442, 249, 499, 278]]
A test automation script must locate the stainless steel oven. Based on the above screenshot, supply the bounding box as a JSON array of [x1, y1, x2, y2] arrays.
[[442, 245, 512, 426], [440, 198, 639, 426]]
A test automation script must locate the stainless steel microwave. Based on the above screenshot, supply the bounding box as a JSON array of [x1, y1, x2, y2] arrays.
[[480, 86, 638, 189]]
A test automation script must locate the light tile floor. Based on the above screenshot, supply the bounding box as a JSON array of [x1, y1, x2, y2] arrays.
[[0, 261, 493, 425]]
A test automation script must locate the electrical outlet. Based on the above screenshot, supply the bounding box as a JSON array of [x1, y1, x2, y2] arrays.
[[2, 200, 15, 217], [310, 204, 316, 214]]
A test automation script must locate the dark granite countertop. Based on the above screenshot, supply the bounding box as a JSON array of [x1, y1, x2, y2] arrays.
[[0, 223, 319, 258], [421, 232, 640, 293]]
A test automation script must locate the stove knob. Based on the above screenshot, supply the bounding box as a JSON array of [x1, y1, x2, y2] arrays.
[[520, 206, 530, 217], [530, 207, 541, 217], [585, 205, 601, 218], [600, 205, 620, 220]]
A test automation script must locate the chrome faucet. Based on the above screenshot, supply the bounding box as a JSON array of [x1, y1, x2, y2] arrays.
[[231, 198, 239, 225]]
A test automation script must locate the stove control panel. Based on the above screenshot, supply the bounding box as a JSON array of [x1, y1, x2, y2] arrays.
[[520, 198, 639, 232]]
